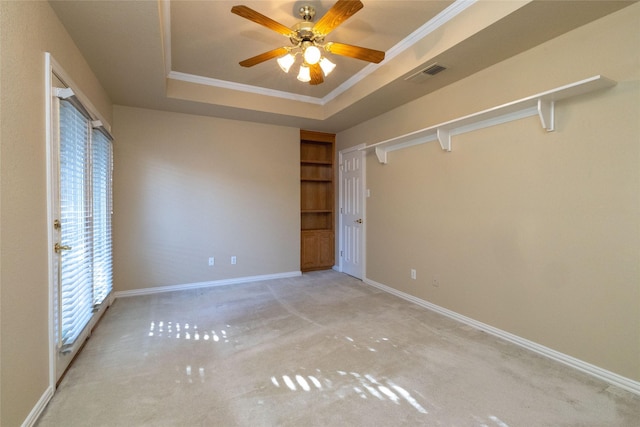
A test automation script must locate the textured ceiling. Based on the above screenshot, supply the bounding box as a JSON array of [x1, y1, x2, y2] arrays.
[[49, 0, 635, 132]]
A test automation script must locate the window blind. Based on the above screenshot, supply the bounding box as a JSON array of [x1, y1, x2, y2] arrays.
[[57, 99, 113, 348], [91, 128, 113, 306], [59, 100, 93, 346]]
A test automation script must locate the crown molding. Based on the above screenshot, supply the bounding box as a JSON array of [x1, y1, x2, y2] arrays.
[[161, 0, 475, 107], [322, 0, 477, 104], [167, 71, 325, 105]]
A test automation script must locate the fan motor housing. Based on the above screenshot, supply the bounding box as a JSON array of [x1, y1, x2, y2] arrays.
[[291, 21, 324, 44]]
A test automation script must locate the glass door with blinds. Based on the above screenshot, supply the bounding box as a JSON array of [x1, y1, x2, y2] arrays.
[[53, 92, 113, 381]]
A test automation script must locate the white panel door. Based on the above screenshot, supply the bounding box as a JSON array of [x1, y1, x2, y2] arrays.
[[340, 148, 365, 279]]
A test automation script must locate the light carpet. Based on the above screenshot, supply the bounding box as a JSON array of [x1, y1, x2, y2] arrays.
[[36, 270, 640, 426]]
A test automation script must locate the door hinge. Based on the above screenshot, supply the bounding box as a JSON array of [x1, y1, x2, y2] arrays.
[[340, 250, 343, 257]]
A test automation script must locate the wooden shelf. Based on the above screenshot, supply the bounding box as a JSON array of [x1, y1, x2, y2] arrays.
[[301, 211, 332, 231], [301, 160, 333, 165], [301, 161, 332, 181], [362, 75, 616, 164], [300, 130, 335, 271]]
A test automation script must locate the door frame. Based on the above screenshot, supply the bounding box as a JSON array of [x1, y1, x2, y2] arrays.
[[45, 52, 58, 394], [338, 144, 366, 279], [45, 52, 115, 387]]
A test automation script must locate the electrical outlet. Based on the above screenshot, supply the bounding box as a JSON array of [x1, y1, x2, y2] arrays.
[[208, 257, 215, 266], [231, 256, 237, 265], [410, 269, 417, 280], [432, 276, 440, 287]]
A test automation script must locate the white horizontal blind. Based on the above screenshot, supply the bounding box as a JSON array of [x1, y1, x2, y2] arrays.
[[59, 100, 93, 346], [91, 128, 113, 306]]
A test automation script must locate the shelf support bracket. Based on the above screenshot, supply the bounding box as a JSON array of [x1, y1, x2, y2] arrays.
[[375, 147, 388, 164], [537, 99, 555, 132], [437, 128, 452, 152], [362, 76, 615, 163]]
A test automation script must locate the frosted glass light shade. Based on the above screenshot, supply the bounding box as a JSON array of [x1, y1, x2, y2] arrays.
[[319, 57, 336, 76], [303, 45, 321, 65], [297, 65, 311, 82], [277, 54, 295, 73]]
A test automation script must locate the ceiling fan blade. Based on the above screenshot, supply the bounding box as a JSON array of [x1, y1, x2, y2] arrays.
[[239, 47, 289, 67], [313, 0, 363, 36], [309, 63, 324, 85], [325, 42, 385, 63], [231, 5, 293, 37]]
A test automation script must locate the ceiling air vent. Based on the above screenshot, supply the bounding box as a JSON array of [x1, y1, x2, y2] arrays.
[[404, 63, 447, 83]]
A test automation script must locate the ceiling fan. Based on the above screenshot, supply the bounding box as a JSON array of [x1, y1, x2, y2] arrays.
[[231, 0, 385, 85]]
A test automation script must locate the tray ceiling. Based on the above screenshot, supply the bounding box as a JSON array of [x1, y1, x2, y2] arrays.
[[49, 0, 635, 132]]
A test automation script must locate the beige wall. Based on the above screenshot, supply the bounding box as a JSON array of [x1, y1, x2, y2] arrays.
[[112, 106, 300, 291], [0, 1, 112, 425], [1, 2, 638, 425], [337, 4, 640, 382]]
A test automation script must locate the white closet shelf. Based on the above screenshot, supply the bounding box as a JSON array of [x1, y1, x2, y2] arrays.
[[361, 75, 616, 164]]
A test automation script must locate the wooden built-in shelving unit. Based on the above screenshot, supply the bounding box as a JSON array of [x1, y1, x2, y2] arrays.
[[300, 130, 335, 272]]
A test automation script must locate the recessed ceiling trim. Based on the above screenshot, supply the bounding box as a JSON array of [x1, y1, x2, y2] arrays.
[[168, 71, 325, 105], [162, 0, 475, 108], [305, 0, 476, 105], [386, 0, 476, 60], [160, 0, 171, 78]]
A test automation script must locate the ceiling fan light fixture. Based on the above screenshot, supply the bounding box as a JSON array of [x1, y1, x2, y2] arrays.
[[297, 64, 311, 82], [319, 57, 336, 76], [277, 53, 296, 73], [303, 45, 321, 65], [232, 1, 386, 85]]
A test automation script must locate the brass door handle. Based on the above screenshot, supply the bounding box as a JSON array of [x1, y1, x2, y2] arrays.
[[355, 219, 363, 224], [55, 243, 72, 253]]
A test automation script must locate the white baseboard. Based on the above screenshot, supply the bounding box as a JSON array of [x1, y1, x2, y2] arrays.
[[22, 385, 54, 427], [114, 271, 302, 298], [364, 277, 640, 396]]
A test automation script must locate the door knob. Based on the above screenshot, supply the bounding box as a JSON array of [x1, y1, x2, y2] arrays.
[[55, 243, 72, 253], [355, 219, 363, 224]]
